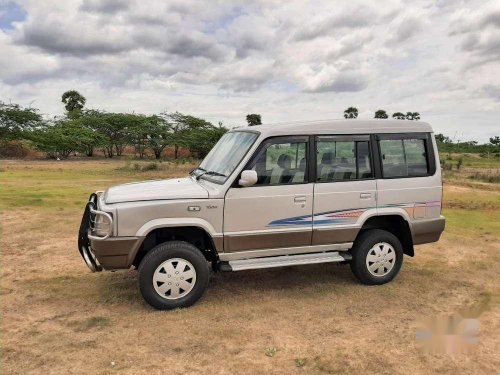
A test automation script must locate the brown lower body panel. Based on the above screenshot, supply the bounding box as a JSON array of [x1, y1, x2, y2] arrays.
[[224, 230, 311, 252], [91, 237, 142, 269], [411, 216, 446, 245], [312, 227, 359, 245], [212, 236, 224, 254]]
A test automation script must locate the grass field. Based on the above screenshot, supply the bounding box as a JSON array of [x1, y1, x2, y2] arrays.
[[1, 157, 499, 374]]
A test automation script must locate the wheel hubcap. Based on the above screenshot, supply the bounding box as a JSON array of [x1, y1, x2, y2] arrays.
[[153, 258, 196, 300], [366, 242, 396, 277]]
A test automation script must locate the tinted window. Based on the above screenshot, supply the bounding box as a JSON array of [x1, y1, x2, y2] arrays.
[[316, 139, 372, 181], [379, 138, 428, 178], [404, 139, 428, 176], [251, 140, 308, 185], [357, 141, 373, 179]]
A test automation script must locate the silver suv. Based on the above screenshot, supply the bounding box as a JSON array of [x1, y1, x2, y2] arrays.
[[78, 120, 445, 310]]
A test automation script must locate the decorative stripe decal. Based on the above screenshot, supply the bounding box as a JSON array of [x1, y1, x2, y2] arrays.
[[267, 208, 367, 227], [267, 201, 441, 227]]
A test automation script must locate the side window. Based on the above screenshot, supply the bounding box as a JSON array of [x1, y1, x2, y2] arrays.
[[404, 139, 428, 176], [251, 139, 308, 185], [316, 138, 373, 181], [379, 138, 429, 178]]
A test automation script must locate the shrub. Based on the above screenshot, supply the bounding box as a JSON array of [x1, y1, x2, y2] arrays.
[[0, 140, 31, 158], [468, 172, 500, 183], [442, 162, 453, 171], [142, 162, 159, 171]]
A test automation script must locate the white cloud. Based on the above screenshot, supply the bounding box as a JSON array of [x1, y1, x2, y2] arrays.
[[0, 0, 498, 141]]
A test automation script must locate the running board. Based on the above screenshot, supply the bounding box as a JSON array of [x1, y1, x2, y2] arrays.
[[220, 251, 351, 272]]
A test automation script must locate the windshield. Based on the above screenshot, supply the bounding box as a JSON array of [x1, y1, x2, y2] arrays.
[[195, 131, 258, 184]]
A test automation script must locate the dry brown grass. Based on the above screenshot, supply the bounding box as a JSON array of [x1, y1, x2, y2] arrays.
[[1, 159, 499, 374]]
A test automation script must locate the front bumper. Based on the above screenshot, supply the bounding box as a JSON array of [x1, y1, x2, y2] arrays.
[[90, 236, 143, 269], [78, 193, 102, 272], [78, 193, 143, 271]]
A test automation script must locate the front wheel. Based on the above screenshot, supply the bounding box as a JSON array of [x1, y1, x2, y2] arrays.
[[349, 229, 403, 285], [138, 241, 209, 310]]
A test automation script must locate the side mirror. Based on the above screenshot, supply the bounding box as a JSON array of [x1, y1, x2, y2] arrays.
[[238, 170, 258, 187]]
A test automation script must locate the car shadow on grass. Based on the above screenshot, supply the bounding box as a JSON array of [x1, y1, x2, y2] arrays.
[[209, 263, 356, 297], [25, 263, 358, 311], [99, 263, 356, 307]]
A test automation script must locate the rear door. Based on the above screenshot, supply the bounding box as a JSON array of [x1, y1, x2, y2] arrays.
[[312, 135, 377, 245], [223, 136, 313, 253]]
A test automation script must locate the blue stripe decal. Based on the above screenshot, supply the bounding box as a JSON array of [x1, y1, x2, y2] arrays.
[[267, 208, 367, 227]]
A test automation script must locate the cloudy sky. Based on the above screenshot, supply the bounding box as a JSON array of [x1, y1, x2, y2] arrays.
[[0, 0, 499, 142]]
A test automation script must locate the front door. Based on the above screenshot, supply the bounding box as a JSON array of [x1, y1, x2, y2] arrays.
[[224, 136, 313, 253], [312, 135, 377, 245]]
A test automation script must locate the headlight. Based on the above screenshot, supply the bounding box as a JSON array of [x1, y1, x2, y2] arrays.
[[94, 212, 113, 237]]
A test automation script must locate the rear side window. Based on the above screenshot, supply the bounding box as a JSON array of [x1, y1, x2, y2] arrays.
[[316, 138, 373, 181], [379, 138, 429, 178]]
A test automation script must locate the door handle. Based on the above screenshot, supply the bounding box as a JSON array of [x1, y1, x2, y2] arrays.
[[294, 195, 307, 203], [360, 193, 372, 199]]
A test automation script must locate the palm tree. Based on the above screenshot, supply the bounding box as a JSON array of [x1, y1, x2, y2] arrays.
[[374, 110, 388, 119], [406, 112, 420, 120], [61, 90, 86, 112], [246, 114, 262, 126], [392, 112, 406, 120], [344, 107, 358, 119]]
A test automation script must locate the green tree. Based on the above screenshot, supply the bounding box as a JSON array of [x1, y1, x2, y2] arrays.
[[186, 122, 228, 158], [0, 102, 42, 141], [61, 90, 86, 114], [392, 112, 406, 120], [374, 109, 388, 119], [163, 112, 213, 159], [343, 107, 358, 119], [489, 136, 500, 146], [77, 110, 129, 158], [406, 112, 420, 121], [70, 118, 106, 157], [246, 114, 262, 126], [77, 111, 108, 156], [435, 133, 452, 144], [102, 113, 132, 157], [29, 120, 103, 159], [148, 115, 172, 159], [79, 110, 116, 157], [126, 114, 155, 159]]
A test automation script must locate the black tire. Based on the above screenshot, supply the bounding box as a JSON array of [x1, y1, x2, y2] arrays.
[[349, 229, 403, 285], [138, 241, 209, 310]]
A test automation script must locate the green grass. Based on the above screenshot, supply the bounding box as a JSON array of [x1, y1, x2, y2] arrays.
[[0, 159, 197, 211], [468, 172, 500, 183], [440, 153, 500, 168], [85, 316, 110, 329], [2, 154, 499, 375], [442, 208, 500, 237], [443, 187, 500, 210]]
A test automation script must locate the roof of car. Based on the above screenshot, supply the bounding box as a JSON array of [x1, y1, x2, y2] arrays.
[[233, 119, 433, 137]]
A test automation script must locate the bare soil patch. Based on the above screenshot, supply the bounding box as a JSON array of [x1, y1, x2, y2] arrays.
[[1, 159, 499, 374]]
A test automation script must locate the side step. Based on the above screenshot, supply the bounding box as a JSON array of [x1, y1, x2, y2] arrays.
[[219, 251, 351, 272]]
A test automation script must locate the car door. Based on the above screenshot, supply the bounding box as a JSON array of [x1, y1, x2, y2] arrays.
[[223, 136, 313, 253], [312, 135, 377, 245]]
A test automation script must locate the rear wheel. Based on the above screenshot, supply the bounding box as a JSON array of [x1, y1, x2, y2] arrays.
[[349, 229, 403, 285], [138, 241, 209, 310]]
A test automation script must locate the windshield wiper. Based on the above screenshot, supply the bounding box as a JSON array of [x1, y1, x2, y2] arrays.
[[190, 166, 206, 176], [196, 170, 227, 180]]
